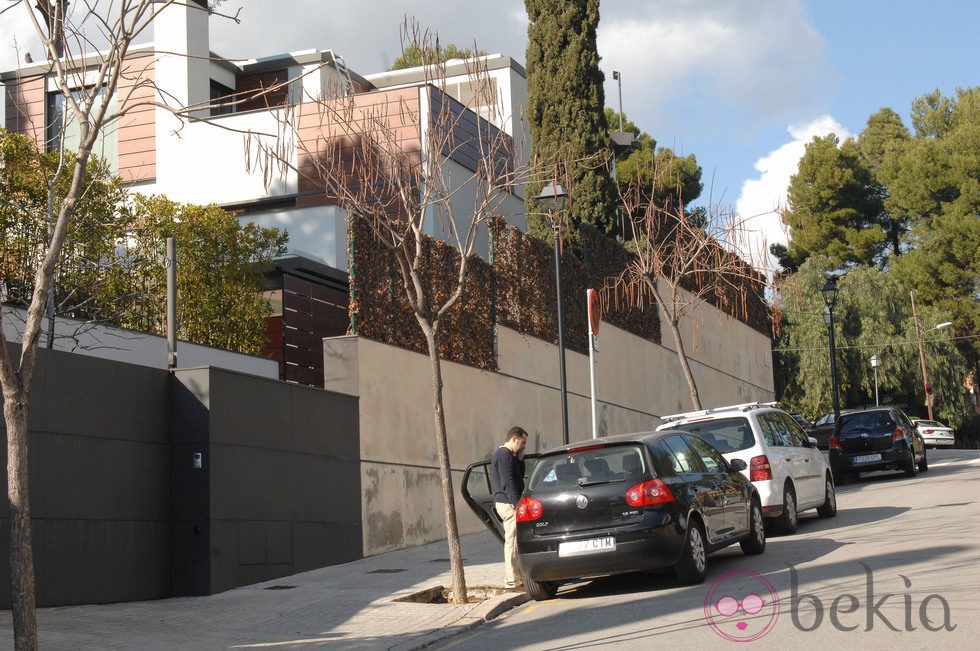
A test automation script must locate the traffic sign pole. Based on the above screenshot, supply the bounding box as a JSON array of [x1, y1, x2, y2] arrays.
[[587, 289, 600, 439]]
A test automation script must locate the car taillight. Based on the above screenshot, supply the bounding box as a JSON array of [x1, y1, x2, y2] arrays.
[[892, 427, 905, 443], [516, 497, 543, 522], [749, 455, 772, 482], [921, 429, 934, 435], [829, 436, 841, 451], [625, 479, 674, 506]]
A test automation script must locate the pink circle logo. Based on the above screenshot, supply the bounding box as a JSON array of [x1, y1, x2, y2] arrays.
[[704, 569, 779, 642]]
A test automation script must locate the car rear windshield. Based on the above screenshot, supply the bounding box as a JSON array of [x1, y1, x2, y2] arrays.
[[917, 420, 941, 427], [663, 417, 754, 453], [838, 411, 896, 434], [527, 444, 648, 492]]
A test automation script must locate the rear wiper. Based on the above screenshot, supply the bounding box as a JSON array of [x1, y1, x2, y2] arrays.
[[579, 479, 614, 486]]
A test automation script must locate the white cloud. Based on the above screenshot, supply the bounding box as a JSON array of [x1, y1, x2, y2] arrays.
[[735, 116, 851, 275], [209, 1, 529, 72], [0, 7, 42, 74], [597, 0, 831, 140]]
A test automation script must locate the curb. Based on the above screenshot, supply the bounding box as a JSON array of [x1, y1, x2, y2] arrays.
[[393, 592, 530, 650]]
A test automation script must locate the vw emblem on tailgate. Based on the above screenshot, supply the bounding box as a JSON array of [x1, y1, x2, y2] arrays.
[[576, 495, 589, 509], [860, 433, 869, 438]]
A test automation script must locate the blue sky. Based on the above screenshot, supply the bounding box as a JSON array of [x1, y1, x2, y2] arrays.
[[3, 0, 978, 272]]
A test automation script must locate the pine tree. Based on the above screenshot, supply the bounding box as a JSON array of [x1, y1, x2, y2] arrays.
[[525, 0, 617, 241]]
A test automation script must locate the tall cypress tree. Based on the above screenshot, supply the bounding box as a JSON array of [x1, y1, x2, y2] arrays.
[[525, 0, 617, 240]]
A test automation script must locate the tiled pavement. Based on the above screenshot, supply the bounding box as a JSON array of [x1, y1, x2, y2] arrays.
[[0, 529, 526, 650]]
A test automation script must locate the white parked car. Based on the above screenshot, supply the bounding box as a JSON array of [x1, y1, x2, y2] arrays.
[[911, 419, 955, 448], [657, 402, 837, 533]]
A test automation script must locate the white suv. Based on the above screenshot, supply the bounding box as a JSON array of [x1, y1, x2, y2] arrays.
[[656, 402, 837, 533]]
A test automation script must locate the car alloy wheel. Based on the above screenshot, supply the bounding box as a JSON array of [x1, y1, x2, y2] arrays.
[[776, 486, 799, 534], [904, 450, 917, 477], [918, 447, 929, 472], [740, 500, 766, 555], [674, 519, 707, 584], [817, 476, 837, 518]]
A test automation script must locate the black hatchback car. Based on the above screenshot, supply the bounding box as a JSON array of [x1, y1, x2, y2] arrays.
[[462, 430, 765, 600], [829, 407, 928, 483]]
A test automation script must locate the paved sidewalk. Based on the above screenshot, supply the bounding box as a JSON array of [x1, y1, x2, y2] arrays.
[[0, 530, 527, 650]]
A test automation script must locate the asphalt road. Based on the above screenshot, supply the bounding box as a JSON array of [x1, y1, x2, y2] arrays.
[[436, 449, 980, 649]]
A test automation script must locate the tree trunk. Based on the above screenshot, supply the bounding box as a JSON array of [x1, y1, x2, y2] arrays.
[[4, 386, 38, 650], [666, 317, 702, 411], [423, 328, 468, 604]]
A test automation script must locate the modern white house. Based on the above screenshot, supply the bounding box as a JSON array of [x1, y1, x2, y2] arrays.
[[3, 0, 529, 385], [3, 1, 528, 273]]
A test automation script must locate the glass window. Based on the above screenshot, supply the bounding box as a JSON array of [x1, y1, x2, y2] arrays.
[[527, 444, 647, 491], [210, 79, 236, 116], [46, 85, 117, 171], [662, 416, 755, 453], [758, 413, 784, 446], [687, 435, 727, 472], [661, 436, 704, 474], [465, 464, 492, 498], [778, 412, 809, 447]]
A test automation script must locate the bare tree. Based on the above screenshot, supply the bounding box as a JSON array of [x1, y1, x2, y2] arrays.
[[250, 23, 527, 604], [0, 2, 248, 647], [610, 162, 768, 411]]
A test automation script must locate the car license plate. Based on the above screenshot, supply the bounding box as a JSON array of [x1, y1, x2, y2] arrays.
[[558, 536, 616, 557], [853, 453, 882, 464]]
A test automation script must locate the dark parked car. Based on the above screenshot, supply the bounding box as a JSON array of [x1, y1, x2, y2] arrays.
[[462, 431, 765, 600], [790, 413, 811, 430], [829, 407, 928, 483], [806, 411, 843, 449]]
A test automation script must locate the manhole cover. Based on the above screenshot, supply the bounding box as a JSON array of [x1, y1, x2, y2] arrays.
[[367, 568, 407, 574], [264, 585, 296, 590]]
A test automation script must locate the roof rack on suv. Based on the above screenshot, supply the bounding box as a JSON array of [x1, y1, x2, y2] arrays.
[[660, 401, 778, 423]]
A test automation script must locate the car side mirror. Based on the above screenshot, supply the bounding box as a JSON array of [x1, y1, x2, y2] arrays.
[[728, 458, 747, 472], [807, 436, 818, 447]]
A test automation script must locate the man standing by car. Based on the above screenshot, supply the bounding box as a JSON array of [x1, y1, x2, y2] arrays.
[[491, 426, 528, 590]]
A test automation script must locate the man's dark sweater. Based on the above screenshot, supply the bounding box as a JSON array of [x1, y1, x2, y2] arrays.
[[490, 445, 525, 506]]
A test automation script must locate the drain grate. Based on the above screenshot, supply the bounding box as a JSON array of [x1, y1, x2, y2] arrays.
[[368, 568, 407, 574], [264, 585, 297, 590]]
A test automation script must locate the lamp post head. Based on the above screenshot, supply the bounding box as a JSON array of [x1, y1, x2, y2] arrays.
[[537, 181, 568, 211], [612, 70, 620, 81], [870, 354, 880, 368], [821, 278, 839, 310], [823, 306, 832, 326], [933, 321, 953, 331]]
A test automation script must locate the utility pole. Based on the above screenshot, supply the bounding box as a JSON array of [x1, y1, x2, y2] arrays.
[[910, 291, 933, 420]]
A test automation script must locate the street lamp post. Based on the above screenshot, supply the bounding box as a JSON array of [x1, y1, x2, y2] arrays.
[[612, 71, 624, 131], [537, 181, 570, 445], [821, 279, 842, 420], [870, 354, 880, 407]]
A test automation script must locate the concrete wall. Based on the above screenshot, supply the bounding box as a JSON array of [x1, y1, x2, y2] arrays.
[[323, 292, 774, 557], [0, 345, 172, 608], [0, 346, 362, 607], [171, 366, 362, 596]]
